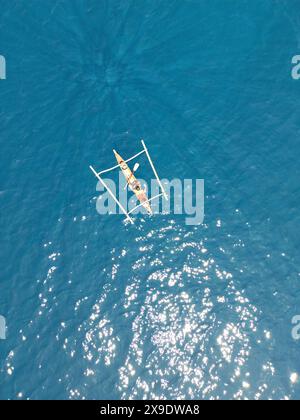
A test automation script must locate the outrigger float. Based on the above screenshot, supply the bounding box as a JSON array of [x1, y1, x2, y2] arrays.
[[90, 140, 168, 224]]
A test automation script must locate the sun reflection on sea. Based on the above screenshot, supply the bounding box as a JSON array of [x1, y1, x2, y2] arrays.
[[36, 219, 295, 401], [112, 222, 278, 400]]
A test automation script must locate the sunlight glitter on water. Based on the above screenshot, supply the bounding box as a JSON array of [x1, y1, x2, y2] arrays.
[[44, 217, 289, 400], [98, 224, 259, 399]]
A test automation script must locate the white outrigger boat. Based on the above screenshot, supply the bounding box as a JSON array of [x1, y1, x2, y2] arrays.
[[90, 140, 168, 224]]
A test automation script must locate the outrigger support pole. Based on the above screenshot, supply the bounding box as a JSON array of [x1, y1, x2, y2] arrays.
[[89, 165, 134, 225], [141, 140, 168, 201]]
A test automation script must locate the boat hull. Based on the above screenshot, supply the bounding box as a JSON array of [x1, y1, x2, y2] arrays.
[[113, 150, 153, 215]]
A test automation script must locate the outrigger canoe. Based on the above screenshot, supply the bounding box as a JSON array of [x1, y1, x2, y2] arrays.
[[90, 140, 167, 224], [113, 150, 153, 215]]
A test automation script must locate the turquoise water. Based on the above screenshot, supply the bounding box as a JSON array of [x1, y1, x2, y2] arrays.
[[1, 0, 300, 400]]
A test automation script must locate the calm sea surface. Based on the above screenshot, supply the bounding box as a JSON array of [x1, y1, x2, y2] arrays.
[[0, 0, 300, 400]]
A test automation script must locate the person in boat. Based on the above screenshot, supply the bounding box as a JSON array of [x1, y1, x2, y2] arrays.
[[130, 179, 141, 192]]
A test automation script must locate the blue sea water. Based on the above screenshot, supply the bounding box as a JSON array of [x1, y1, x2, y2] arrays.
[[1, 0, 300, 400]]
